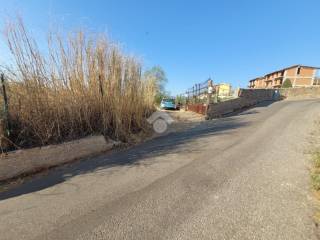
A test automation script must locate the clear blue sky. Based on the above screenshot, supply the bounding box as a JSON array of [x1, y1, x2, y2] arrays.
[[0, 0, 320, 94]]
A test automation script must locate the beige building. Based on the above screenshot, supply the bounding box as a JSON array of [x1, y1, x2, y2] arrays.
[[218, 83, 231, 97], [249, 65, 320, 89]]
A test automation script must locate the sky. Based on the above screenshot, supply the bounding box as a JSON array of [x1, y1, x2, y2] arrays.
[[0, 0, 320, 95]]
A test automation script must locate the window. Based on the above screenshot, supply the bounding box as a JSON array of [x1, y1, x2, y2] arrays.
[[297, 67, 301, 75], [313, 78, 320, 86]]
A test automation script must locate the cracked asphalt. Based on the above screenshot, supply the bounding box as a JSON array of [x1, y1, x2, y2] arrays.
[[0, 99, 320, 240]]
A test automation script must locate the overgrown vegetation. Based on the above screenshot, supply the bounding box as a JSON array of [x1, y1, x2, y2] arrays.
[[282, 78, 292, 88], [0, 19, 159, 149]]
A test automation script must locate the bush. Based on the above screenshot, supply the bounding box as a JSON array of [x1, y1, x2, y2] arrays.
[[282, 78, 293, 88], [1, 19, 156, 148]]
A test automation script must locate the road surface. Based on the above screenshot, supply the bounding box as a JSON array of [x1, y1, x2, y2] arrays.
[[0, 100, 320, 240]]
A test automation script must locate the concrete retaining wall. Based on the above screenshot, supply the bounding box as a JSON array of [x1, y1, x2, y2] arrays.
[[205, 87, 320, 119], [207, 89, 276, 119], [238, 88, 275, 100], [0, 135, 118, 181], [279, 86, 320, 99]]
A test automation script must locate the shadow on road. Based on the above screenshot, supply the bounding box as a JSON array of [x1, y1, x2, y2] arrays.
[[0, 112, 250, 200]]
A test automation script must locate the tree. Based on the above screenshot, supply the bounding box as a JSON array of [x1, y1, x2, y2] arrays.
[[143, 66, 168, 104], [282, 78, 292, 88], [143, 66, 167, 92]]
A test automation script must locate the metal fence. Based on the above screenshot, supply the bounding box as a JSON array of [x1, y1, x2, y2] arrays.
[[182, 79, 211, 114], [184, 79, 220, 105], [185, 79, 210, 99]]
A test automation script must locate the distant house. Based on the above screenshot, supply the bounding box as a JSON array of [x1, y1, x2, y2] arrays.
[[218, 83, 231, 97], [249, 65, 320, 89]]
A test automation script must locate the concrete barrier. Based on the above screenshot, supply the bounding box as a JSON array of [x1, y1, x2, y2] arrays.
[[0, 135, 118, 181]]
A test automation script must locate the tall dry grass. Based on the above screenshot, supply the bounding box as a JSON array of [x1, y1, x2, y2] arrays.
[[1, 19, 156, 148]]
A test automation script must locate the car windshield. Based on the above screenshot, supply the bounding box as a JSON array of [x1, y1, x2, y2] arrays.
[[162, 99, 175, 104]]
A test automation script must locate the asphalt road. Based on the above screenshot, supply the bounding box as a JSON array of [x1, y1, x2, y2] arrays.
[[0, 100, 320, 240]]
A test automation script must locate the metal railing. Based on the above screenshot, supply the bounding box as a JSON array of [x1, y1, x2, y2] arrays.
[[184, 79, 221, 104], [185, 79, 210, 99]]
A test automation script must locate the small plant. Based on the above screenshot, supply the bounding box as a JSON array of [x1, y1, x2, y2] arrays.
[[282, 78, 293, 88]]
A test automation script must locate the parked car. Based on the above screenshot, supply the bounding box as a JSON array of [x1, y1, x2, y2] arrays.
[[160, 98, 178, 110]]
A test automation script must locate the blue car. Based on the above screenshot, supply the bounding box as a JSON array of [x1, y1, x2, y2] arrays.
[[160, 98, 177, 110]]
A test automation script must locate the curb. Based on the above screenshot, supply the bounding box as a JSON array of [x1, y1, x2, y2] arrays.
[[0, 135, 119, 182]]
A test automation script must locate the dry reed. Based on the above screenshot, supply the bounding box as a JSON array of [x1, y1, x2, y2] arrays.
[[1, 19, 156, 148]]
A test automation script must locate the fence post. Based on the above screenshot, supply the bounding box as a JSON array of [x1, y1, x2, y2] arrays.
[[195, 84, 198, 103], [186, 91, 189, 108], [192, 86, 195, 103], [0, 73, 10, 149]]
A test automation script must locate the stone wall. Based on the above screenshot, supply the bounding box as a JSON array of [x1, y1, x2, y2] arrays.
[[279, 86, 320, 99], [205, 87, 320, 119], [238, 88, 275, 100], [207, 89, 277, 119]]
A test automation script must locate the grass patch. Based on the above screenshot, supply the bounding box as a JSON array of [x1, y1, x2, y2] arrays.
[[311, 151, 320, 225], [310, 120, 320, 224], [312, 152, 320, 189]]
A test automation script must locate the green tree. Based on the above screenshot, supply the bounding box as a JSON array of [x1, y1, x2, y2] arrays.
[[143, 66, 168, 104], [282, 78, 292, 88], [143, 66, 167, 92]]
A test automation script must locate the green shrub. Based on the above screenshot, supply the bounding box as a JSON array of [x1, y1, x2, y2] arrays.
[[282, 78, 293, 88]]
